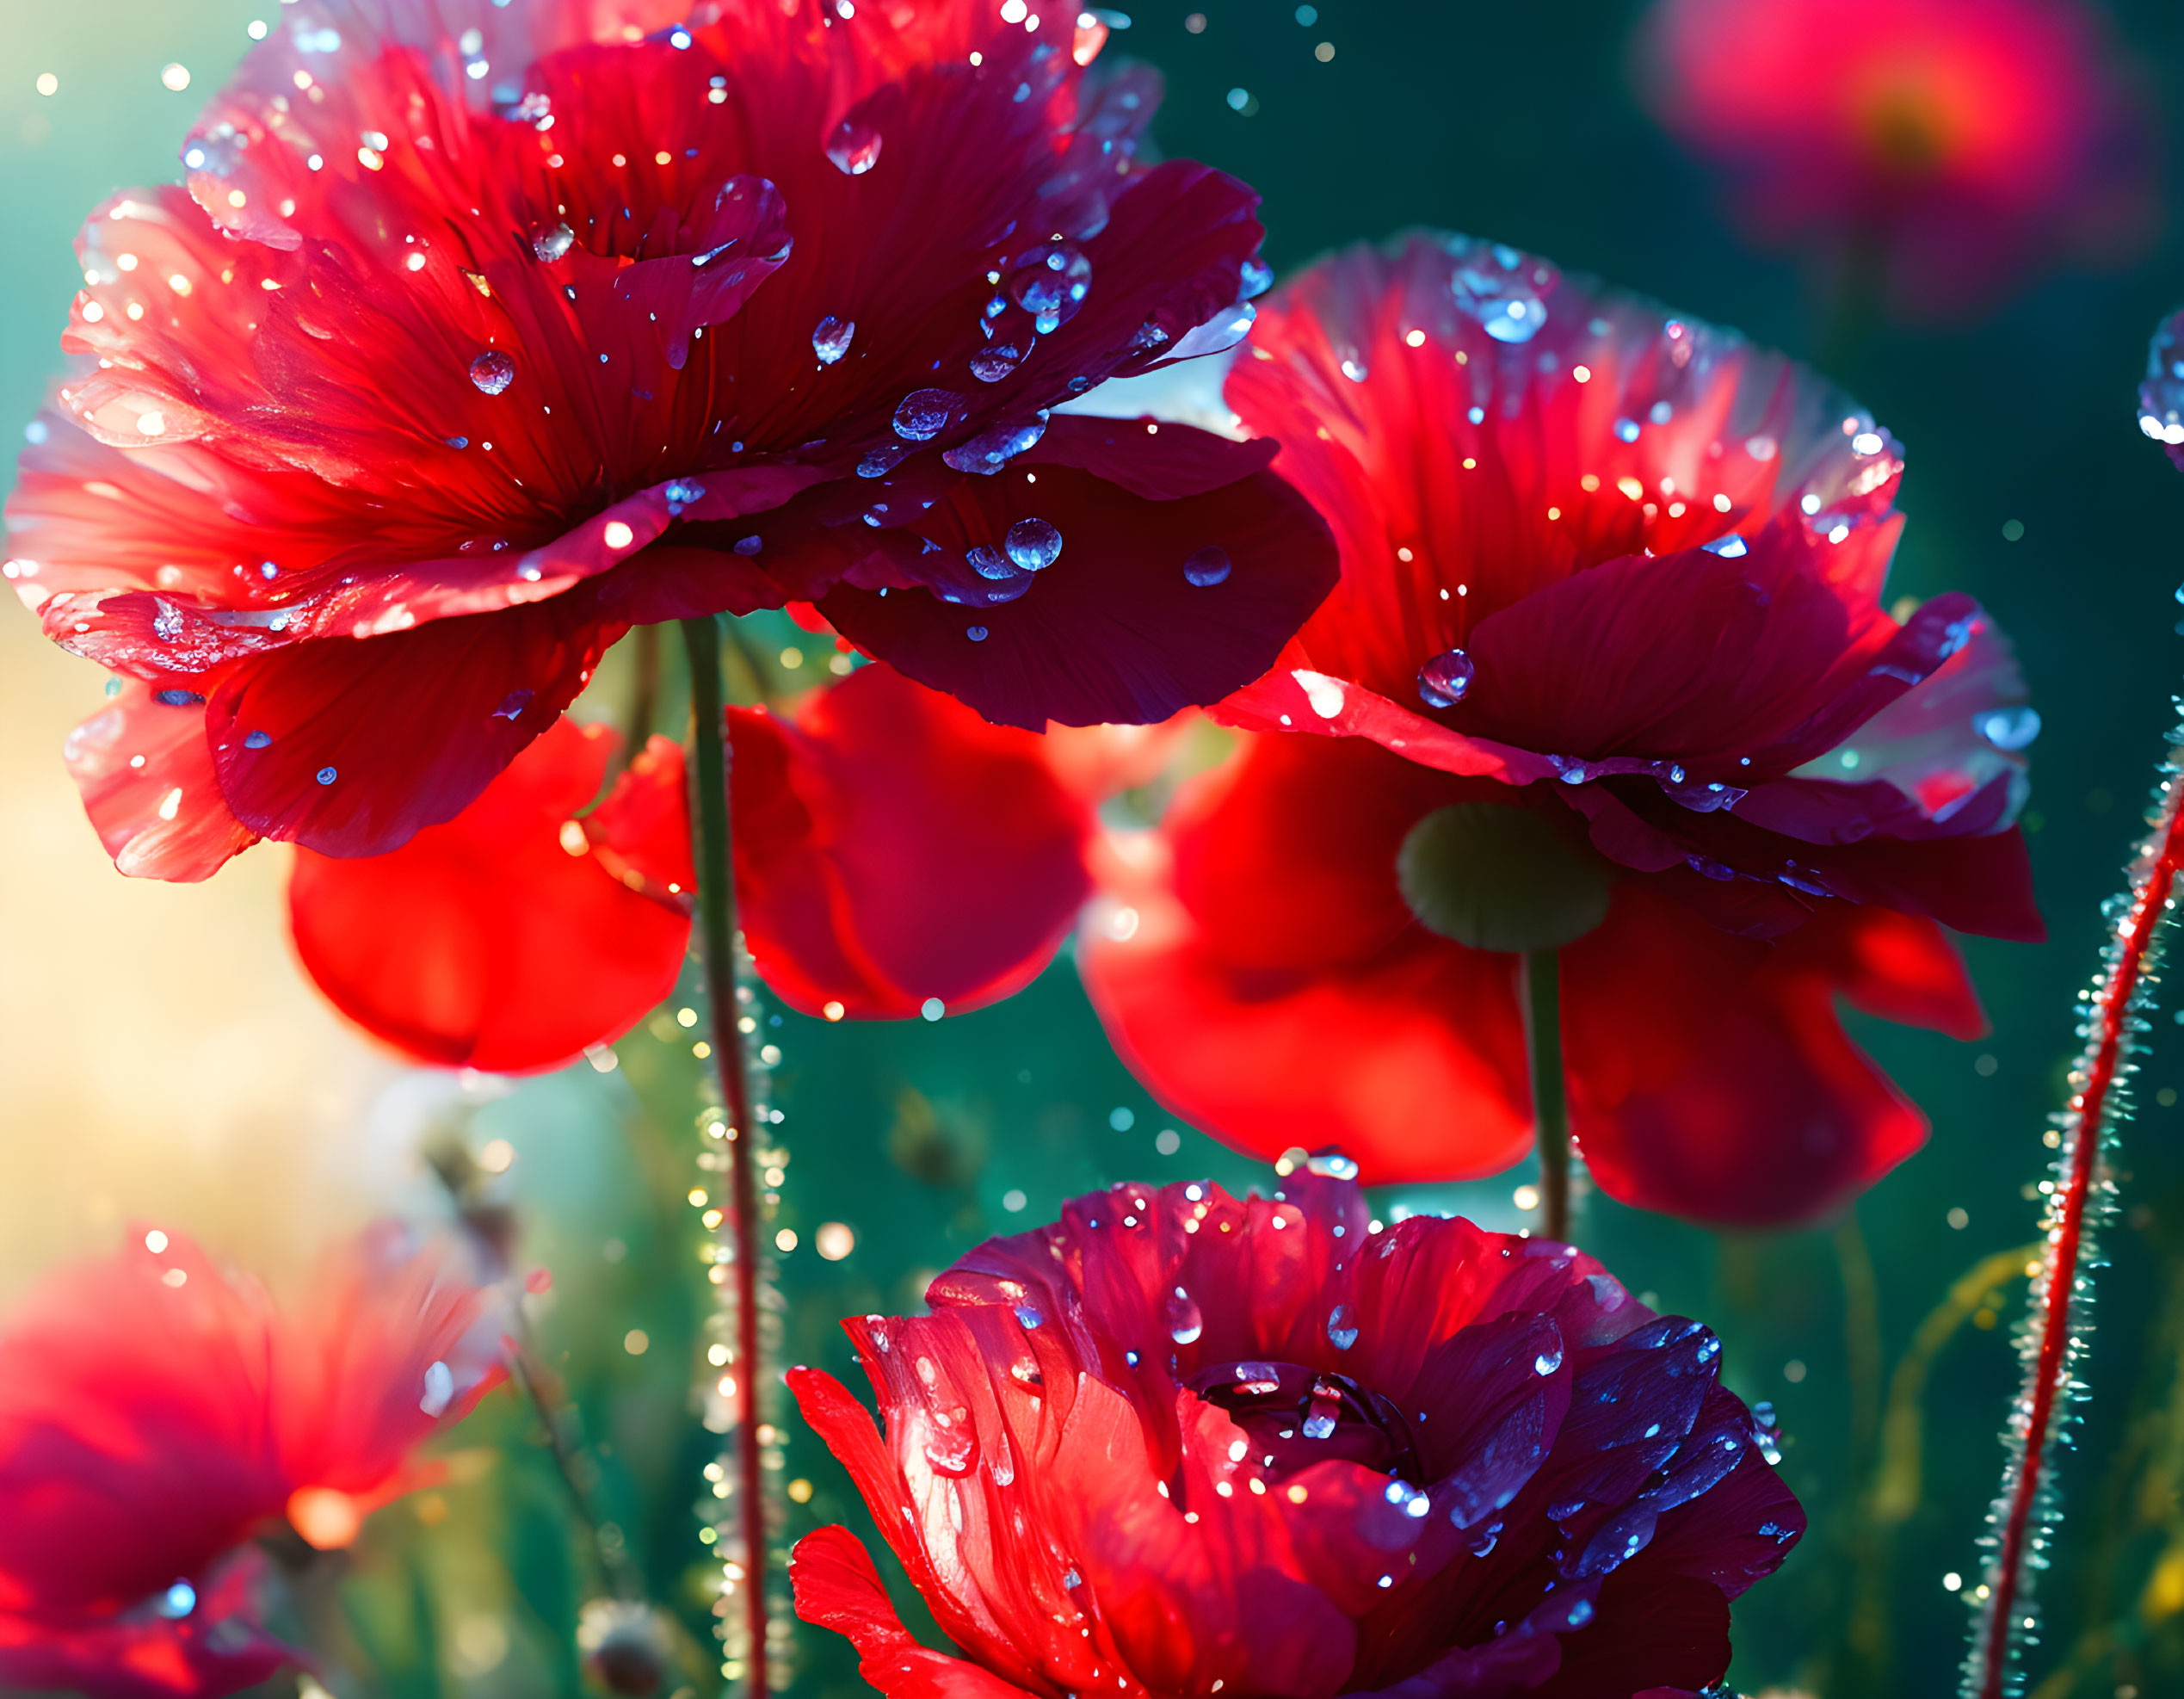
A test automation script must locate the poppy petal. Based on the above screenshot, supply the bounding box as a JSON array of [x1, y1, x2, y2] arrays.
[[790, 1526, 1048, 1699], [0, 1553, 292, 1699], [1562, 888, 1941, 1226], [62, 679, 256, 881], [207, 599, 626, 858], [287, 718, 688, 1072], [729, 664, 1092, 1016], [1078, 829, 1533, 1185], [817, 422, 1339, 728]]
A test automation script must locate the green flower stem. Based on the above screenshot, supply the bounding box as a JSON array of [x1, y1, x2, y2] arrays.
[[680, 615, 769, 1696], [1522, 948, 1571, 1245]]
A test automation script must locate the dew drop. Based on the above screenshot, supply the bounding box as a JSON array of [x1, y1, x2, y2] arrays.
[[1977, 706, 2041, 751], [971, 341, 1027, 382], [1416, 648, 1474, 707], [812, 315, 855, 365], [825, 116, 883, 176], [1533, 1344, 1564, 1376], [315, 765, 337, 786], [468, 349, 515, 395], [154, 1581, 196, 1620], [892, 388, 959, 442], [967, 546, 1015, 581], [1302, 1376, 1342, 1440], [244, 729, 273, 750], [531, 223, 574, 263], [966, 624, 989, 642], [1005, 517, 1063, 572], [490, 688, 534, 720], [858, 442, 916, 479], [1326, 1302, 1359, 1350], [1015, 1303, 1044, 1329], [1184, 546, 1231, 587], [1166, 1287, 1204, 1345]]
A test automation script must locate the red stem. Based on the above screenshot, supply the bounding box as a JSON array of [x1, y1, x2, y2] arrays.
[[1974, 777, 2184, 1698]]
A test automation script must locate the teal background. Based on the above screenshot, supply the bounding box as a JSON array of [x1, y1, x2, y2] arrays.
[[8, 4, 2184, 1698]]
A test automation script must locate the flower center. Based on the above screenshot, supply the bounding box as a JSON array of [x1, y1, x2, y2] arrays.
[[1189, 1360, 1422, 1482]]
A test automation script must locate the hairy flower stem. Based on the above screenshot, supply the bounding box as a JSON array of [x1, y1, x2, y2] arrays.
[[681, 615, 769, 1698], [1522, 949, 1572, 1244], [1967, 738, 2184, 1699]]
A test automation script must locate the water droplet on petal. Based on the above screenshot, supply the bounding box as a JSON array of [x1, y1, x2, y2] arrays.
[[1015, 1303, 1043, 1328], [490, 688, 534, 720], [1008, 241, 1094, 332], [967, 546, 1015, 581], [468, 349, 515, 394], [1533, 1344, 1564, 1375], [971, 341, 1028, 383], [943, 415, 1047, 473], [966, 624, 989, 642], [858, 442, 916, 479], [315, 765, 337, 786], [1416, 648, 1473, 707], [1005, 517, 1063, 572], [531, 223, 575, 263], [1976, 706, 2041, 751], [922, 1424, 975, 1475], [244, 729, 272, 750], [892, 388, 959, 442], [1450, 241, 1552, 343], [812, 315, 855, 365], [1166, 1286, 1203, 1345], [1184, 546, 1231, 587], [825, 116, 883, 176], [1326, 1303, 1359, 1350], [1302, 1376, 1342, 1439], [154, 1581, 196, 1620]]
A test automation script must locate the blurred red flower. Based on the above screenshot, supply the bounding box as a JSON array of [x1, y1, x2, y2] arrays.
[[0, 1226, 503, 1699], [287, 660, 1098, 1069], [790, 1174, 1802, 1699], [9, 0, 1333, 881], [1636, 0, 2156, 317], [1077, 235, 2043, 1226]]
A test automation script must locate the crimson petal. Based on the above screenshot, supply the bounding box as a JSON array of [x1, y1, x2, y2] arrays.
[[287, 717, 688, 1072], [818, 420, 1338, 728], [63, 679, 256, 880], [207, 599, 625, 857], [1562, 887, 1949, 1226], [729, 664, 1092, 1016]]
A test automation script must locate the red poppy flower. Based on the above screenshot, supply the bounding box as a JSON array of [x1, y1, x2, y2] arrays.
[[9, 0, 1335, 883], [789, 1174, 1802, 1699], [1635, 0, 2156, 317], [1077, 235, 2042, 1225], [0, 1225, 503, 1699], [287, 659, 1096, 1068]]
